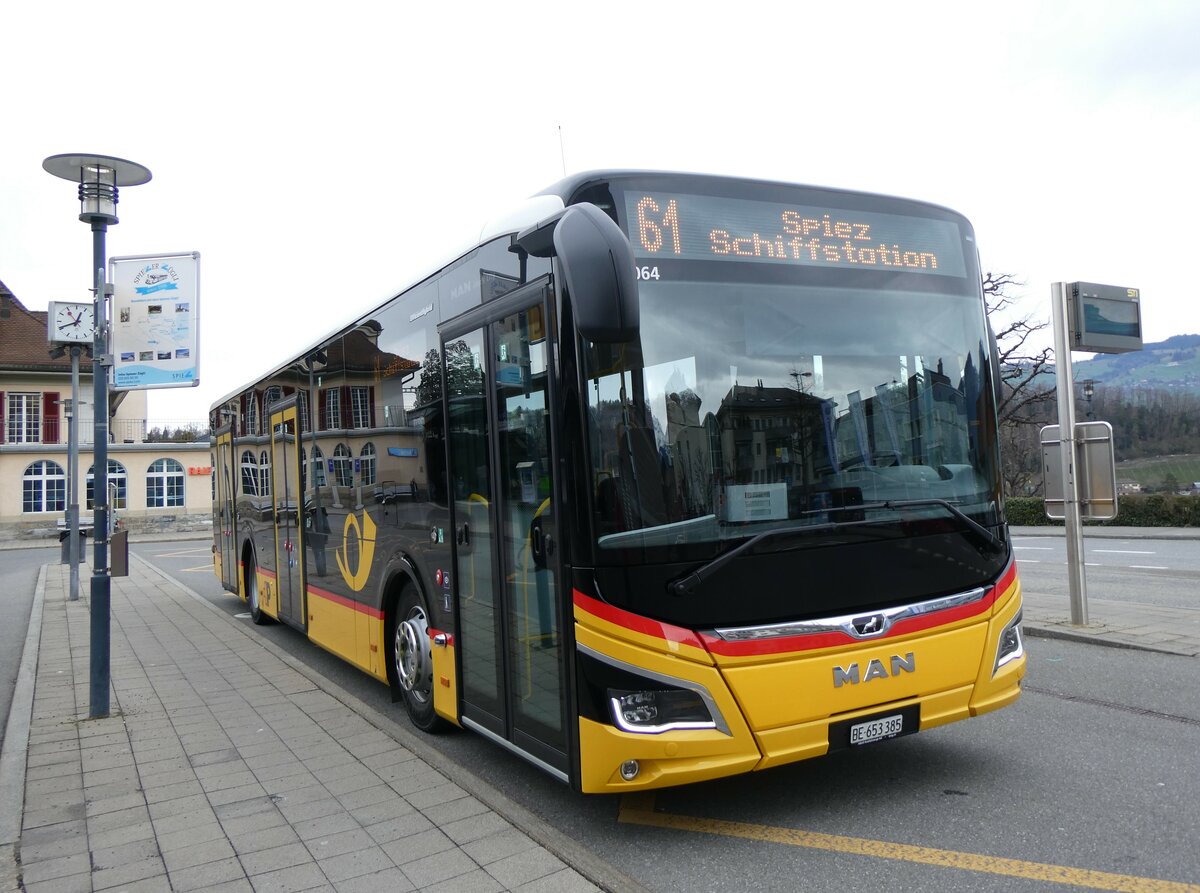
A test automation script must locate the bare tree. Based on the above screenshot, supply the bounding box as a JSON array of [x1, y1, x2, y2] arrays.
[[983, 272, 1055, 425], [984, 272, 1056, 496]]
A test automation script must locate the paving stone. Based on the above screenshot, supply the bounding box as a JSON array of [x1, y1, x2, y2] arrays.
[[162, 836, 238, 872], [89, 819, 158, 851], [90, 836, 162, 872], [330, 867, 416, 893], [18, 852, 92, 886], [304, 827, 375, 860], [90, 854, 167, 891], [511, 867, 602, 893], [245, 861, 327, 893], [317, 844, 395, 882], [485, 846, 566, 888], [365, 810, 435, 846], [155, 820, 228, 854], [397, 847, 478, 888], [381, 827, 455, 866], [424, 868, 505, 893], [237, 841, 312, 876], [169, 855, 248, 892]]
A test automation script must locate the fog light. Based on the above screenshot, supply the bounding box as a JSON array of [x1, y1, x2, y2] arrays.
[[619, 760, 640, 781], [994, 609, 1024, 674], [609, 688, 716, 734]]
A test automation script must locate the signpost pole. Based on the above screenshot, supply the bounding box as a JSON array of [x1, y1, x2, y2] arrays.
[[1051, 282, 1088, 625]]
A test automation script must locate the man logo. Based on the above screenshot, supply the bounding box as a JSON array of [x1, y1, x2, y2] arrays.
[[336, 510, 377, 592], [833, 652, 916, 687]]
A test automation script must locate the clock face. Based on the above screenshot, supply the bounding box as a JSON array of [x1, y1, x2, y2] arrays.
[[51, 302, 95, 342]]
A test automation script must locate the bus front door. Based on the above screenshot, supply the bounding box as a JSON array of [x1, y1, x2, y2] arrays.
[[270, 402, 306, 628], [443, 286, 568, 780]]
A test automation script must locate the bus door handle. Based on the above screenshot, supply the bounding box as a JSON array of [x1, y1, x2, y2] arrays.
[[457, 522, 470, 545]]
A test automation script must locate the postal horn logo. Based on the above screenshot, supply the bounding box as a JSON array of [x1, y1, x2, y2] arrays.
[[336, 510, 376, 591]]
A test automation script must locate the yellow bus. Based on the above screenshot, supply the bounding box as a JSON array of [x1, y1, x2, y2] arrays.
[[211, 171, 1025, 793]]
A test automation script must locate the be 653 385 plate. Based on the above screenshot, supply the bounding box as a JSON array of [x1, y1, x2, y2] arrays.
[[829, 704, 920, 752]]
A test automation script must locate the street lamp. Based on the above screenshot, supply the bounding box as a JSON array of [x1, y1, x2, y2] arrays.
[[1082, 379, 1096, 420], [43, 153, 151, 719]]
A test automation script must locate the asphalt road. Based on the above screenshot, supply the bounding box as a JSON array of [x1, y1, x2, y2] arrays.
[[1013, 534, 1200, 609], [130, 537, 1200, 892]]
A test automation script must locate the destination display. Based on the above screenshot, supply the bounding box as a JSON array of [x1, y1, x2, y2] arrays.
[[624, 192, 966, 277]]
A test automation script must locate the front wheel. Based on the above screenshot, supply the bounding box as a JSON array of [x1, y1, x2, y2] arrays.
[[390, 585, 448, 733], [245, 555, 270, 626]]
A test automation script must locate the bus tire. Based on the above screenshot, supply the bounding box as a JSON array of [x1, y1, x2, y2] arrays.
[[245, 553, 270, 626], [389, 584, 447, 733]]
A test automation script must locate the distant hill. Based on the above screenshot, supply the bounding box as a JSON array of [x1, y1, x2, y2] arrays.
[[1074, 334, 1200, 392], [1039, 334, 1200, 395]]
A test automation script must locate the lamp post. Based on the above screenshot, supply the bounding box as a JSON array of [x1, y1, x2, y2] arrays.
[[43, 153, 151, 719], [1082, 379, 1096, 421]]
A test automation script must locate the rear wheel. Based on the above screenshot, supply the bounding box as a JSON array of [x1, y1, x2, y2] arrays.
[[390, 584, 447, 732]]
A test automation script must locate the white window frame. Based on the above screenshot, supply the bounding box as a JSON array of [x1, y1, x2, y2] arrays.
[[8, 392, 41, 444], [146, 458, 185, 508], [23, 460, 65, 513]]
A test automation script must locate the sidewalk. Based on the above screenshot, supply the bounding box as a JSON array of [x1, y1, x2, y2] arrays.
[[1, 558, 647, 893], [4, 532, 1196, 893], [1012, 526, 1200, 657]]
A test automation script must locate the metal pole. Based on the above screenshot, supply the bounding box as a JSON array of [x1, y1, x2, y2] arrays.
[[1051, 282, 1088, 625], [90, 222, 111, 717], [68, 346, 81, 599]]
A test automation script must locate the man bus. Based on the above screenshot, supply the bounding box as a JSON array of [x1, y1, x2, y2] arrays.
[[211, 171, 1025, 793]]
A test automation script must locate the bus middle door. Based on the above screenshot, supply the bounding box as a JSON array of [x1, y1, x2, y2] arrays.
[[270, 401, 306, 629]]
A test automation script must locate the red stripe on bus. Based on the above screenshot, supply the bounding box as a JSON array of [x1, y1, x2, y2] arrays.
[[573, 590, 707, 651], [307, 584, 384, 620]]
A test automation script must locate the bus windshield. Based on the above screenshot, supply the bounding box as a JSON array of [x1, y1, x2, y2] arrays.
[[583, 184, 1001, 562]]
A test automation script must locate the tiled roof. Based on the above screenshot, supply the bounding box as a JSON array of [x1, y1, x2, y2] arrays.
[[0, 279, 75, 373]]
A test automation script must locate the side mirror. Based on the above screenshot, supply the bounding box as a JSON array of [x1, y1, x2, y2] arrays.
[[552, 203, 640, 343]]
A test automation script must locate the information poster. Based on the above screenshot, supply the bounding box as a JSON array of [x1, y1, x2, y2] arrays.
[[109, 252, 200, 390]]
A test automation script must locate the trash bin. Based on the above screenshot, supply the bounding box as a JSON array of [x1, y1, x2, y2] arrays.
[[59, 528, 88, 564]]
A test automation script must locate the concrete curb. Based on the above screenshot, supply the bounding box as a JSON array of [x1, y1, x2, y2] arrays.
[[131, 552, 653, 893], [0, 563, 47, 890]]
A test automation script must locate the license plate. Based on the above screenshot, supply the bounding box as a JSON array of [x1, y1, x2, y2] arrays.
[[848, 713, 904, 746]]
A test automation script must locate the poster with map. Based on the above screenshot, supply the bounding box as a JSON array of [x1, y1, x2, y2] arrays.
[[110, 252, 200, 390]]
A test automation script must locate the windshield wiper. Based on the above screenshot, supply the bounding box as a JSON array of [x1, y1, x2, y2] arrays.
[[667, 498, 1003, 598], [853, 498, 1005, 554], [667, 520, 877, 597]]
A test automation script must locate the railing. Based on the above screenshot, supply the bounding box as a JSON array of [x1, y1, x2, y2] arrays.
[[111, 419, 211, 444]]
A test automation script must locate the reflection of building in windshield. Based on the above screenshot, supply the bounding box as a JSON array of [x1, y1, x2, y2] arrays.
[[829, 359, 973, 472], [712, 382, 831, 488]]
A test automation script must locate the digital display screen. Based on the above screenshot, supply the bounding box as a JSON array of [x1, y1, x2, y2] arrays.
[[623, 192, 967, 278], [1070, 282, 1143, 354]]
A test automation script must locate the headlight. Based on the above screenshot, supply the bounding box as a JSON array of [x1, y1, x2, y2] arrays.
[[993, 608, 1024, 674], [609, 688, 716, 734]]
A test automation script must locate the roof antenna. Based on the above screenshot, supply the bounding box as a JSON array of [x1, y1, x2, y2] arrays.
[[558, 125, 567, 177]]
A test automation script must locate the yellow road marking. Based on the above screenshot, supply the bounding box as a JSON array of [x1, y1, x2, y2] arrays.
[[619, 794, 1199, 892]]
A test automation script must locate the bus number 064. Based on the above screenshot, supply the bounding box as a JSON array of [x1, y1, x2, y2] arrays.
[[635, 266, 661, 281]]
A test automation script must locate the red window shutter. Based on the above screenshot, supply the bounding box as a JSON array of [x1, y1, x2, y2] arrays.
[[319, 390, 327, 431], [368, 386, 376, 428], [341, 386, 352, 429], [43, 392, 60, 444], [0, 391, 5, 444]]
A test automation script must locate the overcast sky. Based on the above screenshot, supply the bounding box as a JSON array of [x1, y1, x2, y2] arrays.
[[2, 1, 1196, 425]]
